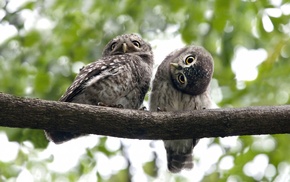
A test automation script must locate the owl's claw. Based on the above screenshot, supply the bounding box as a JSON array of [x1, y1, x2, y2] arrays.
[[139, 106, 147, 111], [116, 104, 124, 108], [157, 107, 166, 112], [97, 102, 107, 106]]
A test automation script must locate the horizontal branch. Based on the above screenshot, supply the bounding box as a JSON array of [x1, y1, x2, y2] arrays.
[[0, 92, 289, 140]]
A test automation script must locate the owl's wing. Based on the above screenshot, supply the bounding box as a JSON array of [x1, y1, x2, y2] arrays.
[[59, 58, 112, 102]]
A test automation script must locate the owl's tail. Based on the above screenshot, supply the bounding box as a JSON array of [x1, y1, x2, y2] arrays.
[[164, 139, 198, 173], [166, 149, 193, 173], [44, 130, 83, 144]]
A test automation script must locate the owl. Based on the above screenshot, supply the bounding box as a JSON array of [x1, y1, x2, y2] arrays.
[[45, 34, 154, 144], [149, 45, 214, 173]]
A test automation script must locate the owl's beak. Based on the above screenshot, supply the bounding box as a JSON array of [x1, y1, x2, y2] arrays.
[[170, 63, 182, 70], [122, 43, 128, 53]]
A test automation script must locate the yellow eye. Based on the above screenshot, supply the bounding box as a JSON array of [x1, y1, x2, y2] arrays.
[[110, 42, 117, 50], [178, 74, 186, 84], [132, 40, 141, 48], [185, 56, 195, 65]]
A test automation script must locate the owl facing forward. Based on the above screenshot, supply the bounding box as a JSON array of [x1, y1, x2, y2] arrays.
[[149, 45, 214, 173], [45, 34, 154, 144]]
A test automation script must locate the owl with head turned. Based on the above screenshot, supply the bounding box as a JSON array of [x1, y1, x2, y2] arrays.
[[45, 34, 154, 144], [149, 45, 214, 173]]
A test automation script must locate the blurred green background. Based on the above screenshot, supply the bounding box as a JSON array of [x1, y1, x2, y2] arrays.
[[0, 0, 290, 181]]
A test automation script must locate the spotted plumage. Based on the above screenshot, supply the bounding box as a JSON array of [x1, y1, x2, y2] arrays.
[[45, 34, 153, 144], [149, 45, 214, 173]]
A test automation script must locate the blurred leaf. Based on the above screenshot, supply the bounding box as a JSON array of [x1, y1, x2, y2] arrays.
[[92, 137, 118, 157], [4, 128, 48, 149], [203, 172, 220, 182], [23, 31, 41, 47], [143, 160, 158, 177], [0, 161, 21, 179], [34, 72, 51, 94], [109, 169, 130, 182], [80, 155, 96, 174]]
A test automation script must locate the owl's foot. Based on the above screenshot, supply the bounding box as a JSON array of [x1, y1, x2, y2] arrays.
[[139, 106, 147, 111], [115, 104, 124, 108], [157, 107, 167, 112], [97, 102, 107, 107]]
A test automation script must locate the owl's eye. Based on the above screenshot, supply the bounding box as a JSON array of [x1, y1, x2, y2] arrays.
[[185, 56, 196, 65], [178, 74, 186, 84], [132, 41, 141, 48], [110, 42, 117, 50]]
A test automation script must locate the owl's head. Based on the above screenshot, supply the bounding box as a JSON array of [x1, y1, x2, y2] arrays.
[[169, 46, 213, 95], [102, 34, 152, 57]]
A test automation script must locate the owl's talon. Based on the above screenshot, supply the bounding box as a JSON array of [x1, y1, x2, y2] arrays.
[[139, 106, 147, 111], [97, 102, 107, 107], [116, 104, 124, 108], [157, 107, 166, 112]]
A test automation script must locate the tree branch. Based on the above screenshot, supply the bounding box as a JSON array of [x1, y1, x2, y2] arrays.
[[0, 92, 289, 140]]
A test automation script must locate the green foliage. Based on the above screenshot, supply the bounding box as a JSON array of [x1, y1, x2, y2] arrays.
[[143, 159, 158, 177], [3, 127, 48, 149], [0, 0, 290, 181]]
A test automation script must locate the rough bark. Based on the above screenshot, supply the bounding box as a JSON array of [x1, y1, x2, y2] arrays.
[[0, 92, 289, 140]]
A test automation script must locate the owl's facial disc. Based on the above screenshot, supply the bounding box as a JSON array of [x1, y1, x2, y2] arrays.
[[102, 34, 152, 58], [170, 51, 213, 95], [170, 54, 197, 89], [110, 39, 141, 55]]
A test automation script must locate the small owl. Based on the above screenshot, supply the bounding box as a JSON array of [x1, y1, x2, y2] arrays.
[[45, 34, 154, 144], [149, 45, 214, 173]]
